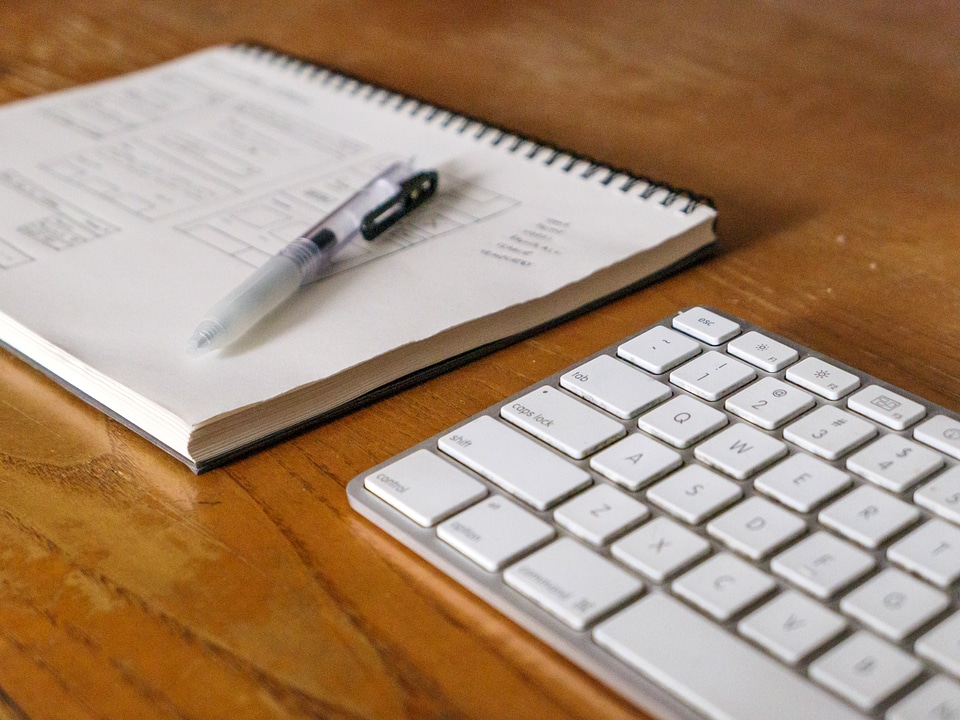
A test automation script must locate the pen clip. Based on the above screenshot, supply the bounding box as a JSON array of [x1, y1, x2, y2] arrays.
[[359, 170, 439, 240]]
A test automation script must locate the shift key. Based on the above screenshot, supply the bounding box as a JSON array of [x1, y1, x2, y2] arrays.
[[500, 386, 626, 459], [439, 416, 591, 510]]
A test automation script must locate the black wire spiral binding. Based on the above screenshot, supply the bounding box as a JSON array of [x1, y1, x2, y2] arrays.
[[233, 42, 714, 216]]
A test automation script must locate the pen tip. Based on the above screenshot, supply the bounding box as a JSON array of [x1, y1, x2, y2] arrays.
[[186, 333, 211, 356], [186, 321, 223, 356]]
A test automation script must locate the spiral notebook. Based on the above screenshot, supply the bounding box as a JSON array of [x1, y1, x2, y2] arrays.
[[0, 44, 717, 472]]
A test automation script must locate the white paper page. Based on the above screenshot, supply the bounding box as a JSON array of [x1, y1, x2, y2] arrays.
[[0, 47, 714, 432]]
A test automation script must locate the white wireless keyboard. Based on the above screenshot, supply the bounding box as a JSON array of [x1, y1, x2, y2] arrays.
[[346, 307, 960, 720]]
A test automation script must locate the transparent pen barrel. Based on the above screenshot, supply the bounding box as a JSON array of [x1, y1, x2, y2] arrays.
[[280, 237, 327, 284], [201, 242, 321, 347]]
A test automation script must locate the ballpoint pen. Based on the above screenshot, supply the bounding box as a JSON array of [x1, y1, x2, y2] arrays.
[[186, 161, 438, 356]]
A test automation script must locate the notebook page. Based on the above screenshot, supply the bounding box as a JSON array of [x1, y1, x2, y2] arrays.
[[0, 47, 714, 437]]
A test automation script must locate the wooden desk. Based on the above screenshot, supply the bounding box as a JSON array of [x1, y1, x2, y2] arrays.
[[2, 3, 959, 718]]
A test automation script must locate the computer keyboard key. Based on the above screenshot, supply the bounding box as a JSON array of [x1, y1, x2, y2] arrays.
[[724, 376, 815, 430], [647, 464, 742, 525], [504, 537, 644, 631], [914, 466, 960, 525], [917, 612, 960, 677], [637, 394, 728, 448], [672, 306, 741, 345], [888, 519, 960, 587], [617, 325, 700, 374], [738, 590, 846, 665], [753, 453, 852, 513], [840, 568, 949, 642], [436, 495, 555, 572], [363, 449, 488, 526], [694, 423, 788, 480], [672, 552, 776, 621], [783, 405, 877, 461], [500, 386, 625, 459], [726, 330, 799, 372], [886, 676, 960, 720], [589, 433, 682, 491], [594, 593, 863, 720], [560, 355, 671, 419], [915, 415, 960, 460], [847, 385, 926, 431], [669, 351, 756, 401], [610, 516, 711, 583], [819, 485, 920, 549], [846, 434, 944, 493], [786, 357, 861, 400], [438, 416, 591, 510], [771, 531, 875, 599], [553, 483, 649, 546], [706, 496, 807, 560], [808, 631, 923, 711]]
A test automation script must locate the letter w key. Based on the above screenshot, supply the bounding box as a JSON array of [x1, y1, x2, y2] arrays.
[[695, 424, 788, 480]]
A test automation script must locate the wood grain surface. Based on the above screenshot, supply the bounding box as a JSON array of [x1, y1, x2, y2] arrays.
[[2, 2, 959, 718]]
